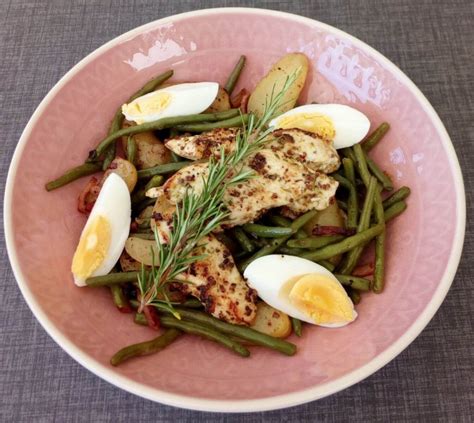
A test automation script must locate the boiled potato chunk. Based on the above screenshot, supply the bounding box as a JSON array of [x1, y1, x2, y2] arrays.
[[124, 236, 159, 266], [103, 157, 137, 192], [205, 86, 231, 113], [250, 302, 292, 338], [121, 120, 171, 169], [247, 53, 309, 118], [303, 202, 345, 265], [119, 250, 143, 272]]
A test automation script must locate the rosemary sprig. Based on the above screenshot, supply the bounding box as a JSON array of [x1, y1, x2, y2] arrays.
[[137, 70, 300, 313]]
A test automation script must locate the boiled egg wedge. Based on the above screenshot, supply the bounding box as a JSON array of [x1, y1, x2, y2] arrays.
[[122, 82, 219, 124], [269, 104, 370, 149], [71, 173, 131, 286], [244, 255, 357, 328]]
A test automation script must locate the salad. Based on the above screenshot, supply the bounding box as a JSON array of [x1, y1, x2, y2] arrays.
[[45, 53, 410, 365]]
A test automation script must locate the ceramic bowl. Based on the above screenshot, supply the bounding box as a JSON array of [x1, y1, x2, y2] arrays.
[[3, 8, 465, 412]]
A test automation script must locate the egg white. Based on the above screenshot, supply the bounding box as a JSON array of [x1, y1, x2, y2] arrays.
[[122, 82, 219, 124], [243, 254, 357, 327], [269, 104, 371, 149], [73, 173, 131, 286]]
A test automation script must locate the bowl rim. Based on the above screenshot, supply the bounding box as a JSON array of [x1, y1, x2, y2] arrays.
[[3, 7, 466, 413]]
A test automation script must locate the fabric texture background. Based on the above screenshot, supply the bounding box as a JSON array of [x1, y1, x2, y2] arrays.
[[0, 1, 473, 421]]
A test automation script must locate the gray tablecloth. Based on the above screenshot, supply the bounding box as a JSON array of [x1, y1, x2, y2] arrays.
[[1, 1, 473, 421]]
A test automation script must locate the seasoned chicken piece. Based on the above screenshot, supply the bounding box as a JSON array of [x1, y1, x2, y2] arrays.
[[162, 149, 338, 227], [268, 129, 340, 174], [175, 234, 258, 324], [150, 194, 258, 325], [165, 128, 340, 173], [165, 128, 238, 160]]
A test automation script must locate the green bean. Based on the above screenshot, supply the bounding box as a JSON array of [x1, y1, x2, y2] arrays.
[[349, 289, 361, 305], [268, 215, 292, 227], [110, 285, 131, 311], [365, 152, 393, 191], [231, 227, 255, 253], [160, 315, 250, 357], [291, 318, 303, 337], [333, 174, 358, 228], [287, 235, 345, 249], [384, 200, 407, 222], [383, 186, 411, 209], [126, 136, 137, 165], [337, 200, 348, 211], [137, 161, 191, 180], [342, 157, 356, 186], [301, 223, 384, 262], [352, 144, 371, 187], [102, 142, 116, 170], [180, 298, 203, 308], [372, 186, 386, 293], [362, 122, 390, 152], [243, 223, 293, 238], [131, 70, 174, 100], [224, 55, 246, 95], [86, 271, 139, 287], [90, 109, 240, 159], [134, 197, 156, 213], [277, 246, 306, 255], [342, 157, 359, 228], [338, 176, 377, 275], [131, 175, 164, 204], [170, 151, 184, 162], [174, 114, 249, 132], [156, 305, 296, 356], [334, 274, 371, 291], [341, 147, 357, 163], [317, 260, 336, 272], [134, 312, 148, 326], [45, 163, 102, 191], [269, 215, 307, 239], [110, 328, 181, 366], [239, 209, 318, 272]]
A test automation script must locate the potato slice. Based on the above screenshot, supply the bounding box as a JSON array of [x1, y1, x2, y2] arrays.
[[303, 202, 345, 265], [103, 157, 137, 192], [124, 236, 159, 266], [205, 86, 231, 113], [303, 202, 345, 231], [250, 302, 292, 338], [121, 120, 171, 170], [247, 53, 309, 118], [119, 250, 143, 272]]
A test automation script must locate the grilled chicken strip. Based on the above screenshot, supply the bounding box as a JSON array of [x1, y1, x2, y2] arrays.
[[162, 148, 338, 226], [150, 194, 258, 325], [165, 127, 340, 174]]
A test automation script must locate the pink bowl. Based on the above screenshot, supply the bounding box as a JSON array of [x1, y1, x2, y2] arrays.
[[3, 8, 465, 412]]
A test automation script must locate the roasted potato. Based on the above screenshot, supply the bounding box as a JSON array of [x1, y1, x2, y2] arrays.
[[124, 236, 159, 266], [119, 250, 143, 272], [250, 302, 292, 338], [247, 53, 309, 118], [121, 120, 172, 170], [303, 202, 345, 265], [103, 157, 137, 192], [205, 86, 231, 113]]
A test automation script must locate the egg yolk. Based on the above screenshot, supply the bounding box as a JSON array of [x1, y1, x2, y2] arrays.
[[276, 113, 336, 141], [288, 273, 354, 324], [122, 92, 172, 124], [71, 215, 111, 280]]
